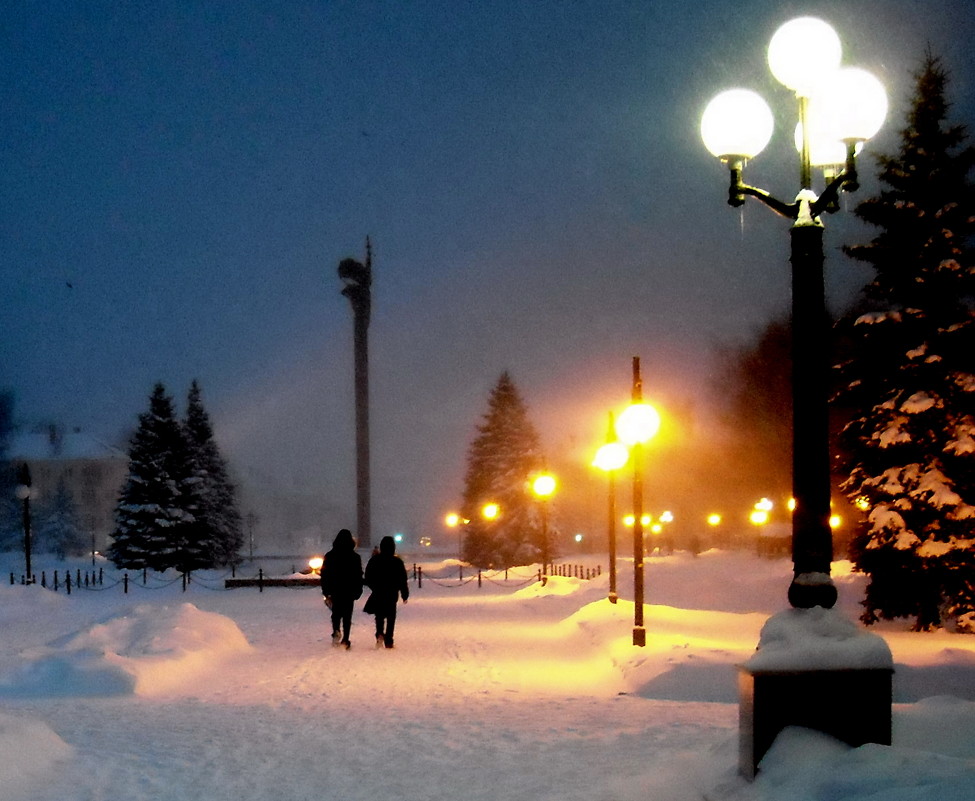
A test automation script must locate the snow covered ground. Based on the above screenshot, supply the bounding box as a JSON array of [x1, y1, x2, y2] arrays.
[[0, 549, 973, 801]]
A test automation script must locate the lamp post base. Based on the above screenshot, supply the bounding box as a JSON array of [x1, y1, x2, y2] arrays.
[[787, 573, 838, 609], [632, 627, 646, 647], [738, 666, 892, 779], [737, 606, 893, 779], [608, 592, 618, 605]]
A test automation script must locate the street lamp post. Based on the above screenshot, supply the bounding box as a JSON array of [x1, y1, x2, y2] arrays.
[[615, 357, 661, 647], [15, 463, 32, 584], [702, 18, 892, 776], [701, 17, 887, 609], [338, 238, 373, 550], [445, 512, 468, 561], [593, 412, 629, 604], [532, 473, 557, 575]]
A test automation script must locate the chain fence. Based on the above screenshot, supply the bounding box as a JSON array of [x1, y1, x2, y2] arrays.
[[9, 560, 602, 596]]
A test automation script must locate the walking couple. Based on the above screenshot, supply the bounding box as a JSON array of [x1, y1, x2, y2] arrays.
[[320, 529, 410, 649]]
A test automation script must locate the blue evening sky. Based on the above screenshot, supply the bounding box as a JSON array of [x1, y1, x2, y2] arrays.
[[3, 0, 973, 542]]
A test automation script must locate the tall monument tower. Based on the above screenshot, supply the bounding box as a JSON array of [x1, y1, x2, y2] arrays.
[[338, 238, 372, 550]]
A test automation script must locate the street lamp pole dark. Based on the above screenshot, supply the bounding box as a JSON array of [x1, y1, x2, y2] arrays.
[[606, 413, 619, 604], [789, 219, 835, 608], [702, 19, 886, 610], [723, 144, 857, 609], [16, 463, 32, 584], [593, 413, 628, 604], [630, 358, 647, 646], [338, 238, 373, 551], [540, 499, 549, 575], [702, 20, 891, 775]]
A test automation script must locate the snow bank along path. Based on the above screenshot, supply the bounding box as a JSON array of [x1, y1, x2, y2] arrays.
[[0, 551, 973, 801]]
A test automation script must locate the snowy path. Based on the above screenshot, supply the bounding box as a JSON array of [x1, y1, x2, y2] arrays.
[[2, 577, 738, 801], [3, 553, 974, 801]]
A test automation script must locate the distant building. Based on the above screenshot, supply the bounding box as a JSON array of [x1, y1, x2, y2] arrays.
[[8, 425, 128, 554]]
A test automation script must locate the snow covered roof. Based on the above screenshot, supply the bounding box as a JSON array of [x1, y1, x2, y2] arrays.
[[8, 427, 126, 462]]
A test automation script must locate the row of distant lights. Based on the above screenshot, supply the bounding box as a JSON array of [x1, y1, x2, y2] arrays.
[[735, 497, 854, 530], [309, 496, 844, 572], [448, 501, 852, 534]]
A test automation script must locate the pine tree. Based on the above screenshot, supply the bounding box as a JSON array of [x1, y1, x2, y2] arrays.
[[183, 380, 243, 567], [836, 55, 975, 631], [34, 476, 87, 560], [460, 372, 548, 568], [109, 383, 198, 571]]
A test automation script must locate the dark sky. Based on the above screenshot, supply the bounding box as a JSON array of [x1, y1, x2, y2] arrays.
[[3, 0, 974, 544]]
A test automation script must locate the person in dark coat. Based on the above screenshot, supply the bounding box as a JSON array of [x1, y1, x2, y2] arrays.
[[363, 535, 410, 648], [320, 528, 363, 649]]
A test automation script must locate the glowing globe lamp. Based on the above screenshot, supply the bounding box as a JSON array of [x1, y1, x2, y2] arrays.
[[532, 474, 557, 498], [615, 403, 661, 446], [701, 89, 774, 161], [593, 441, 629, 472], [828, 67, 888, 142], [768, 17, 841, 96]]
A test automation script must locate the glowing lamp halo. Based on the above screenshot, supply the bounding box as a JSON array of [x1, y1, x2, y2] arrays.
[[794, 121, 862, 167], [593, 441, 630, 472], [532, 473, 557, 498], [701, 88, 774, 160], [768, 17, 842, 96], [826, 66, 888, 142], [615, 402, 661, 446], [750, 510, 770, 526]]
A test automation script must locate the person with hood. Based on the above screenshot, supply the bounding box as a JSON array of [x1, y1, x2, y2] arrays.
[[320, 528, 363, 649], [363, 535, 410, 648]]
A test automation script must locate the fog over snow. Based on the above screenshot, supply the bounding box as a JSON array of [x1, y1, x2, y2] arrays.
[[1, 550, 973, 800]]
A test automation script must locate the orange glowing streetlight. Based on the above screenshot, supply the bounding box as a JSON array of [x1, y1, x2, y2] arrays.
[[308, 556, 324, 575], [531, 473, 557, 498], [444, 511, 470, 528], [593, 418, 630, 604], [616, 357, 660, 648], [531, 473, 557, 574], [482, 502, 500, 521], [444, 512, 469, 559]]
